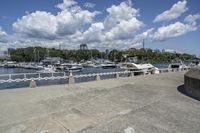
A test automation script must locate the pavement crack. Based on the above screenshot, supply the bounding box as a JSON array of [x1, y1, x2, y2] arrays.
[[52, 117, 73, 133]]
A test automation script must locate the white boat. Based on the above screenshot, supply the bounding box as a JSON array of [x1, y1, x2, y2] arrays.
[[81, 61, 96, 68], [60, 63, 83, 72], [4, 61, 18, 68], [168, 61, 188, 70], [120, 62, 155, 74], [100, 61, 117, 69], [36, 65, 56, 73], [23, 63, 43, 70]]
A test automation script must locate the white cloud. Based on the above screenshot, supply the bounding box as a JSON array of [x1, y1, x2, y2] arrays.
[[104, 1, 139, 29], [153, 22, 197, 41], [105, 18, 143, 40], [12, 0, 99, 39], [13, 11, 57, 39], [104, 1, 143, 41], [1, 0, 199, 52], [0, 27, 7, 38], [82, 22, 105, 42], [153, 0, 188, 23], [83, 2, 95, 8], [184, 14, 200, 25], [56, 0, 77, 10]]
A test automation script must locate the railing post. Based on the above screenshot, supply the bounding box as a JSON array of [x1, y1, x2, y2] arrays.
[[115, 73, 120, 78], [130, 71, 134, 77], [30, 80, 37, 88], [68, 71, 75, 84], [95, 74, 101, 81], [51, 73, 54, 77]]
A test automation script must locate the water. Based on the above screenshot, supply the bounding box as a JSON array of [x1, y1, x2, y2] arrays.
[[152, 63, 170, 69], [0, 62, 191, 89], [0, 67, 37, 74], [152, 61, 192, 69], [0, 67, 124, 89]]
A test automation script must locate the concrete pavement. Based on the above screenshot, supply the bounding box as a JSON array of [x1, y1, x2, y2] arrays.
[[0, 71, 199, 133]]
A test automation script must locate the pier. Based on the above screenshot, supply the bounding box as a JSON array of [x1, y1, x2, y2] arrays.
[[0, 71, 199, 133]]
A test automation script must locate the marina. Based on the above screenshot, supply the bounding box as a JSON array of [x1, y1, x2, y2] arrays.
[[0, 61, 197, 89], [0, 0, 200, 132]]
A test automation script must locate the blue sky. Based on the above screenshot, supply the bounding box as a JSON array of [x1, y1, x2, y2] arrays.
[[0, 0, 200, 56]]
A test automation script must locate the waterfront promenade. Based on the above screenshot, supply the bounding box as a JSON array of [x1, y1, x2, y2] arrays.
[[0, 71, 199, 133]]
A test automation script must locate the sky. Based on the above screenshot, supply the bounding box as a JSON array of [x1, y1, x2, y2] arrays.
[[0, 0, 200, 56]]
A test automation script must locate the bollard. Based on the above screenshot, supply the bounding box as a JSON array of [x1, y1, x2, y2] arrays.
[[115, 73, 120, 78], [30, 80, 37, 88], [96, 74, 101, 81], [130, 72, 134, 77], [68, 71, 75, 84]]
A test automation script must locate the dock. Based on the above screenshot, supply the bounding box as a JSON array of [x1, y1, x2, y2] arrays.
[[0, 71, 199, 133]]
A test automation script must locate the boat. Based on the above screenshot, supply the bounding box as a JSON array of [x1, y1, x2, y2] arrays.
[[4, 61, 18, 68], [36, 65, 56, 73], [81, 61, 96, 68], [168, 61, 188, 70], [101, 63, 117, 69], [23, 63, 43, 70], [100, 60, 117, 69], [120, 62, 155, 74], [60, 63, 83, 72]]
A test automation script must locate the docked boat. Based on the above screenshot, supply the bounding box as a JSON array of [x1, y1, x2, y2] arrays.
[[23, 63, 43, 70], [120, 62, 155, 74], [36, 65, 56, 73], [60, 63, 83, 72], [81, 61, 96, 68], [101, 63, 117, 69], [168, 61, 188, 70], [4, 61, 18, 68], [100, 61, 117, 69]]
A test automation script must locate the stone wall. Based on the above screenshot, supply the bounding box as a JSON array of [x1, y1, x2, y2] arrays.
[[184, 68, 200, 100]]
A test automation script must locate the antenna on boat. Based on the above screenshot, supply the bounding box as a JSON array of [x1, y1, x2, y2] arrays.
[[142, 39, 145, 49], [34, 48, 37, 62]]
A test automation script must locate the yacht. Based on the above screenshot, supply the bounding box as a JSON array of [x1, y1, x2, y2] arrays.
[[23, 63, 43, 70], [36, 65, 56, 73], [100, 60, 117, 69], [60, 63, 83, 72], [168, 61, 188, 70], [120, 62, 155, 74], [81, 61, 96, 68], [4, 61, 18, 68]]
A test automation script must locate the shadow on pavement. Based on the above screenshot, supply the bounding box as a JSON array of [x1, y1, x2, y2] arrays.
[[177, 85, 200, 101]]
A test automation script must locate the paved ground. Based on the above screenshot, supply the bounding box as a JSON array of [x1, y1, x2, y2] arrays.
[[0, 71, 199, 133]]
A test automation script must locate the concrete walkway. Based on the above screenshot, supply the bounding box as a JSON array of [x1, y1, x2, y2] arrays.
[[0, 71, 199, 133]]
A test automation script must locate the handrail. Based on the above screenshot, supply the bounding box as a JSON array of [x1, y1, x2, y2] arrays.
[[0, 67, 189, 84]]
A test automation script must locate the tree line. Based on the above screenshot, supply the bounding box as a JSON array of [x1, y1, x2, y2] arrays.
[[10, 47, 196, 63]]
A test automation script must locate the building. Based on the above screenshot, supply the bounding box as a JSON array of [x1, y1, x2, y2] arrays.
[[105, 49, 109, 55], [162, 49, 181, 54], [80, 44, 88, 50], [7, 48, 15, 56]]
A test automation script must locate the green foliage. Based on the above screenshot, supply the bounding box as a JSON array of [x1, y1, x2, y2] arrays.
[[10, 47, 105, 62], [10, 47, 196, 63]]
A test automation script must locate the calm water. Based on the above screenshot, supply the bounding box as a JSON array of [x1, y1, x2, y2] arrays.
[[0, 67, 124, 89]]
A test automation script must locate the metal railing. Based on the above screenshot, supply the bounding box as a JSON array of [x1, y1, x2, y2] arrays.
[[0, 68, 189, 88], [0, 72, 68, 83]]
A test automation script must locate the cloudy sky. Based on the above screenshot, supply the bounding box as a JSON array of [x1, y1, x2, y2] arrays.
[[0, 0, 200, 55]]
